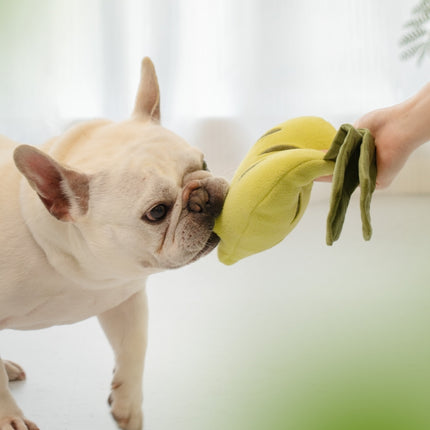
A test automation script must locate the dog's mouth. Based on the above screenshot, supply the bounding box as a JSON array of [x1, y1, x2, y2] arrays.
[[155, 231, 221, 270], [189, 231, 220, 263]]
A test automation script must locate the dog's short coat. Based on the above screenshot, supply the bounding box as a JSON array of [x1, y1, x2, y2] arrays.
[[0, 58, 228, 430]]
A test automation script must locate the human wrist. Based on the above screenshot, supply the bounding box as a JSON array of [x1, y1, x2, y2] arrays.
[[396, 83, 430, 150]]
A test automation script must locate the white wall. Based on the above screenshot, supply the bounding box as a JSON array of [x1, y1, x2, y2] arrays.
[[0, 0, 429, 192]]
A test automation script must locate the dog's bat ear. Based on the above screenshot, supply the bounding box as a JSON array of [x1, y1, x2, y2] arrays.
[[133, 57, 161, 122], [13, 145, 90, 222]]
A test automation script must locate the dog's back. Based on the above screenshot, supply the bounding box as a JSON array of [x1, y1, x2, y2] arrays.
[[0, 135, 18, 166], [0, 135, 21, 218]]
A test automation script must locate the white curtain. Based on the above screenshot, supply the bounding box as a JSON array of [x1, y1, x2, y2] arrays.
[[0, 0, 428, 181]]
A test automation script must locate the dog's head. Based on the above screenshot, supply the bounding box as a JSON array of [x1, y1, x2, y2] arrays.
[[13, 58, 229, 278]]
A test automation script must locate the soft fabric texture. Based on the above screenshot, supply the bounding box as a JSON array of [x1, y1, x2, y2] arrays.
[[214, 117, 377, 265], [324, 124, 377, 245], [214, 117, 336, 265]]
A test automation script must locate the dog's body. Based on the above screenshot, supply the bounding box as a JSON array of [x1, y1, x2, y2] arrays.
[[0, 58, 228, 430]]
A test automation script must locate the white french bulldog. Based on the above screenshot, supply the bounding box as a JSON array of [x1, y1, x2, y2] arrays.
[[0, 58, 229, 430]]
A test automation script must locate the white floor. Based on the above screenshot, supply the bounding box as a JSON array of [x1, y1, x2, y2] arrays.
[[2, 194, 430, 430]]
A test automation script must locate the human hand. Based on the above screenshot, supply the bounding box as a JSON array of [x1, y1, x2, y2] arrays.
[[318, 82, 430, 188], [317, 106, 415, 188], [355, 83, 430, 189], [353, 106, 410, 189]]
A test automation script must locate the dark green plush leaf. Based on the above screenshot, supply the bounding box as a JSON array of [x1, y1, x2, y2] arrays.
[[324, 125, 377, 245], [358, 130, 377, 240]]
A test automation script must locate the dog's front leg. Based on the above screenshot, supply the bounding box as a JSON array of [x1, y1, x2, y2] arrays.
[[0, 358, 39, 430], [98, 287, 148, 430]]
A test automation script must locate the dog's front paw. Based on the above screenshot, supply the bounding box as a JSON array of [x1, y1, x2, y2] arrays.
[[0, 416, 39, 430], [108, 382, 143, 430], [0, 393, 38, 430], [4, 360, 26, 382]]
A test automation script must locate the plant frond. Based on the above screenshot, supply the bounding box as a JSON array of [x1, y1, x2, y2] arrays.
[[404, 14, 430, 29], [412, 0, 430, 15], [400, 0, 430, 64], [400, 43, 423, 61], [400, 27, 426, 45]]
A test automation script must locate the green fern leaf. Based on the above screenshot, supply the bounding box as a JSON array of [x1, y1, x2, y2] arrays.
[[400, 28, 426, 46], [400, 43, 423, 61], [400, 0, 430, 63], [404, 14, 430, 28], [412, 0, 430, 15]]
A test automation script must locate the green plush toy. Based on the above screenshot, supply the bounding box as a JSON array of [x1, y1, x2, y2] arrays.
[[213, 116, 376, 265]]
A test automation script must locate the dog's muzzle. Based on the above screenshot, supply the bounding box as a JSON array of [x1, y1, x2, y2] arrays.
[[182, 178, 227, 219], [183, 176, 228, 262]]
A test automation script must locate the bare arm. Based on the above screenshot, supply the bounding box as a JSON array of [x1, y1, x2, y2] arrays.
[[354, 82, 430, 188]]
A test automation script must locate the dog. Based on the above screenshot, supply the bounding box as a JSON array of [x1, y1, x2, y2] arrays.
[[0, 57, 229, 430]]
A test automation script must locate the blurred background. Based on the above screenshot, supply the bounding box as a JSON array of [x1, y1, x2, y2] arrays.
[[1, 0, 430, 190], [1, 1, 430, 429]]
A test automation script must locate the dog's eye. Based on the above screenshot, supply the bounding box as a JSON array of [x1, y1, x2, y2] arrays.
[[144, 204, 168, 222], [202, 160, 209, 171]]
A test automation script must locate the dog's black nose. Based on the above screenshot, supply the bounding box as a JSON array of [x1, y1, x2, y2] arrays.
[[188, 187, 209, 213], [184, 179, 226, 218]]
